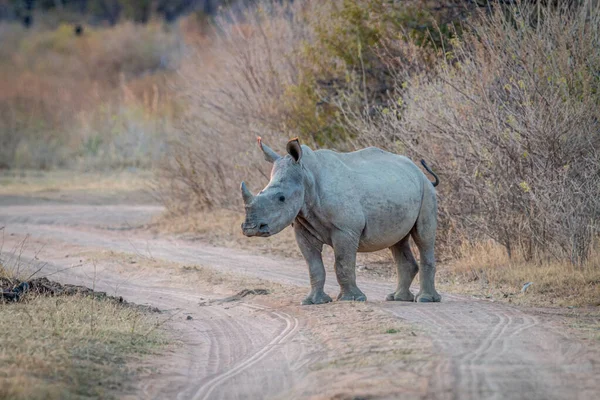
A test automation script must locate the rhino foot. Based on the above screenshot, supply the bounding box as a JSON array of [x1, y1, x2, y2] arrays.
[[301, 291, 333, 305], [416, 291, 441, 303], [386, 290, 415, 302], [337, 288, 367, 302]]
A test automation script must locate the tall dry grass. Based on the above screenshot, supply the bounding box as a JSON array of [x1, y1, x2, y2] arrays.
[[0, 21, 181, 170], [438, 241, 600, 307], [160, 1, 318, 211], [0, 295, 165, 400]]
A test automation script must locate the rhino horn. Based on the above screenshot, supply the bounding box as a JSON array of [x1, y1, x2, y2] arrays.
[[241, 181, 254, 204], [257, 136, 280, 163]]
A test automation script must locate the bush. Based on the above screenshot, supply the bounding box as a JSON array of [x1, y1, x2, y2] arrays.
[[161, 0, 466, 210], [160, 1, 317, 210], [348, 0, 600, 263]]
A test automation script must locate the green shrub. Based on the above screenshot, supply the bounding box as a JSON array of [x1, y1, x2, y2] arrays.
[[283, 0, 466, 145]]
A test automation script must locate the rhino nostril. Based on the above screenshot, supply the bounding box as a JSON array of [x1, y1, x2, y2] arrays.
[[259, 223, 268, 231]]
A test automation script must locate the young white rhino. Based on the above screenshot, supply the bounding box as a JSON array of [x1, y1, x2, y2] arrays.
[[241, 137, 441, 304]]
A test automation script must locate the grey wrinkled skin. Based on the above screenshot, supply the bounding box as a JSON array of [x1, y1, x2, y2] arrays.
[[241, 137, 441, 305]]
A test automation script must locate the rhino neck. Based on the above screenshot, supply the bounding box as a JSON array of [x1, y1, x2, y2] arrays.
[[296, 157, 328, 244], [296, 148, 321, 225]]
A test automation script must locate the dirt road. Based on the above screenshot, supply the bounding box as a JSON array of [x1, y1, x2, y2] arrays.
[[1, 195, 598, 400]]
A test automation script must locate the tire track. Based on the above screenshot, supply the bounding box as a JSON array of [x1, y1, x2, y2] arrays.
[[383, 299, 594, 400], [191, 304, 299, 400]]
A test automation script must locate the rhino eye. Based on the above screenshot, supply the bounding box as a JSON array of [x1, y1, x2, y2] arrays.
[[279, 195, 285, 202]]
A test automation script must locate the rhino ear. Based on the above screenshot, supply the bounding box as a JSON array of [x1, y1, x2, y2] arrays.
[[257, 136, 280, 163], [286, 138, 302, 163]]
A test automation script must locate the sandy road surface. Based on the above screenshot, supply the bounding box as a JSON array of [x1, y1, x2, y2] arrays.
[[1, 197, 599, 400]]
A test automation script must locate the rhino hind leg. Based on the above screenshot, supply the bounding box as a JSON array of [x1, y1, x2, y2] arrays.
[[386, 237, 418, 302], [412, 187, 442, 303]]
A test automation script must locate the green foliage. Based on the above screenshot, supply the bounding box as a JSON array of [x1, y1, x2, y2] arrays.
[[281, 70, 348, 146], [280, 0, 466, 146], [315, 0, 387, 68], [122, 0, 153, 23]]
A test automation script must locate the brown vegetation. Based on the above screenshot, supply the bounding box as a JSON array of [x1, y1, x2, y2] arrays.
[[0, 21, 180, 169], [160, 0, 600, 306], [437, 242, 600, 307], [0, 258, 165, 400]]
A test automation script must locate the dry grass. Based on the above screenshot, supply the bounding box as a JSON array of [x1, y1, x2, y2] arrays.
[[0, 169, 153, 196], [0, 295, 165, 400], [0, 169, 156, 206], [438, 242, 600, 307], [0, 259, 166, 400], [0, 21, 180, 170]]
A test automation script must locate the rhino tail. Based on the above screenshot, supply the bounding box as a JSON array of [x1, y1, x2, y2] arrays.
[[420, 159, 439, 187]]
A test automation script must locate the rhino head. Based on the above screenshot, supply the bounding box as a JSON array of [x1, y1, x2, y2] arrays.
[[241, 137, 304, 237]]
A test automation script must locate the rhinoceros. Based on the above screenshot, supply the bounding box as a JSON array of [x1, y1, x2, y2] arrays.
[[240, 137, 441, 304]]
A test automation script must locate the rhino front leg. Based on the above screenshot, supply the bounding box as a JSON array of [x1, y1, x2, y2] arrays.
[[294, 223, 332, 305], [332, 232, 366, 302]]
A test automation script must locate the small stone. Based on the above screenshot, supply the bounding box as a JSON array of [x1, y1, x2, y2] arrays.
[[186, 315, 193, 320]]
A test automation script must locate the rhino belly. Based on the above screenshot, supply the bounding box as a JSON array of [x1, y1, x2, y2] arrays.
[[356, 200, 420, 252]]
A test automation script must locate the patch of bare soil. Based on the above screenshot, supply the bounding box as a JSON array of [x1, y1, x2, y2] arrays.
[[271, 299, 435, 400]]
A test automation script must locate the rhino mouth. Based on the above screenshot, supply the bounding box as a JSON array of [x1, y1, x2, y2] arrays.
[[241, 222, 271, 237]]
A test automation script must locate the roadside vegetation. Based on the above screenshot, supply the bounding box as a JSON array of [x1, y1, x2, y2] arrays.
[[0, 20, 180, 170], [2, 0, 599, 307], [0, 258, 166, 400], [160, 0, 600, 307]]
